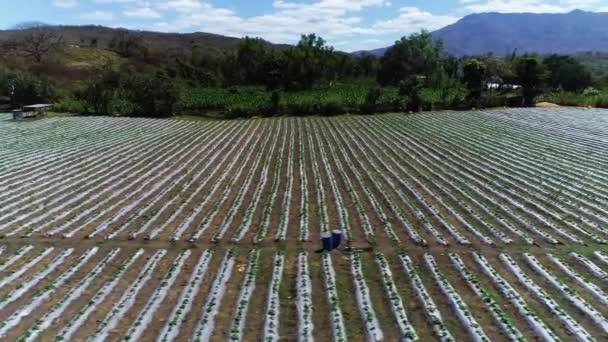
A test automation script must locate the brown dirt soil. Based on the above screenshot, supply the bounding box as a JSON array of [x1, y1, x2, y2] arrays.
[[536, 102, 561, 108]]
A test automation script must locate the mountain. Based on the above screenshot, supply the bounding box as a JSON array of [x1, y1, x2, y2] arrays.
[[11, 21, 50, 30], [0, 25, 289, 87], [352, 47, 388, 57], [0, 25, 243, 54], [357, 10, 608, 57], [0, 25, 283, 58]]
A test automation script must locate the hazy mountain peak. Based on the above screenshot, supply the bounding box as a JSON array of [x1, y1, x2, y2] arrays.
[[12, 21, 50, 30], [357, 10, 608, 57]]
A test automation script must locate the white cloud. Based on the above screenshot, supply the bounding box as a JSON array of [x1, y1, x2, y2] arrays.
[[52, 0, 78, 8], [271, 0, 386, 13], [460, 0, 585, 13], [92, 0, 136, 3], [67, 0, 608, 51], [559, 0, 608, 12], [559, 0, 600, 6], [372, 7, 459, 33], [156, 0, 204, 12], [123, 7, 162, 18], [80, 10, 115, 21], [149, 0, 410, 44], [106, 1, 463, 50]]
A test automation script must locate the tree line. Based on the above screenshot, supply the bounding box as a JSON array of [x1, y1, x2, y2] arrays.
[[0, 26, 603, 117]]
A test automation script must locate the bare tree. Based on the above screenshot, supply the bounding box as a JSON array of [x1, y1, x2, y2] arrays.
[[5, 27, 64, 63]]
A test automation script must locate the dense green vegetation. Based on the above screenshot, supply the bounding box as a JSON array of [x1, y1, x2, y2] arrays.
[[1, 26, 607, 118], [539, 90, 608, 108]]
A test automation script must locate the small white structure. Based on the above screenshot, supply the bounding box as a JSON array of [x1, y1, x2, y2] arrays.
[[486, 82, 521, 90], [13, 104, 52, 120]]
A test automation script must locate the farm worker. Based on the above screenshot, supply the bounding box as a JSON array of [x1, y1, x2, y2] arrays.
[[320, 232, 333, 252], [316, 229, 344, 253], [332, 229, 343, 250]]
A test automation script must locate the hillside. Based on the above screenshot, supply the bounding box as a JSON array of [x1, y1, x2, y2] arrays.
[[0, 25, 282, 59], [357, 10, 608, 57], [0, 25, 289, 90]]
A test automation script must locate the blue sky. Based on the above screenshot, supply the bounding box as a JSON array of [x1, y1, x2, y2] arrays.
[[2, 0, 608, 51]]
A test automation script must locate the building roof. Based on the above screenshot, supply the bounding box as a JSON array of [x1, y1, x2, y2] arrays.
[[23, 104, 52, 110]]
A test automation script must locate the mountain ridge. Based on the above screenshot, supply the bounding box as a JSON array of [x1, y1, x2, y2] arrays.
[[0, 25, 285, 58], [355, 10, 608, 57]]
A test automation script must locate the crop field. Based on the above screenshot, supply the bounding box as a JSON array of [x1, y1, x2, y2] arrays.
[[0, 108, 608, 341]]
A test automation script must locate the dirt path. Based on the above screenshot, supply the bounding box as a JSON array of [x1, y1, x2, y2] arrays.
[[1, 235, 603, 258]]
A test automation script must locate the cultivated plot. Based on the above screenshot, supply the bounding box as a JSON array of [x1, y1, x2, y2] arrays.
[[1, 108, 608, 340]]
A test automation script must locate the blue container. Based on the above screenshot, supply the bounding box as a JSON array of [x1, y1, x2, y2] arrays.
[[332, 230, 343, 250], [321, 232, 333, 251]]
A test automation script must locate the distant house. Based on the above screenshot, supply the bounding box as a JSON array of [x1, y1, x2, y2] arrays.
[[486, 82, 521, 90]]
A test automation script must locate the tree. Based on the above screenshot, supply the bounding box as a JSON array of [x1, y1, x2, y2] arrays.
[[74, 65, 178, 117], [600, 74, 608, 89], [356, 53, 379, 78], [122, 71, 179, 118], [74, 66, 121, 115], [442, 55, 460, 80], [463, 59, 487, 102], [483, 56, 517, 89], [0, 68, 52, 106], [399, 76, 425, 112], [218, 53, 241, 86], [543, 55, 592, 92], [261, 52, 286, 90], [282, 34, 334, 90], [362, 86, 383, 114], [109, 30, 150, 61], [378, 31, 445, 86], [235, 37, 285, 89], [4, 27, 63, 63], [175, 50, 223, 86], [329, 52, 358, 81], [514, 55, 547, 107], [237, 37, 271, 85]]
